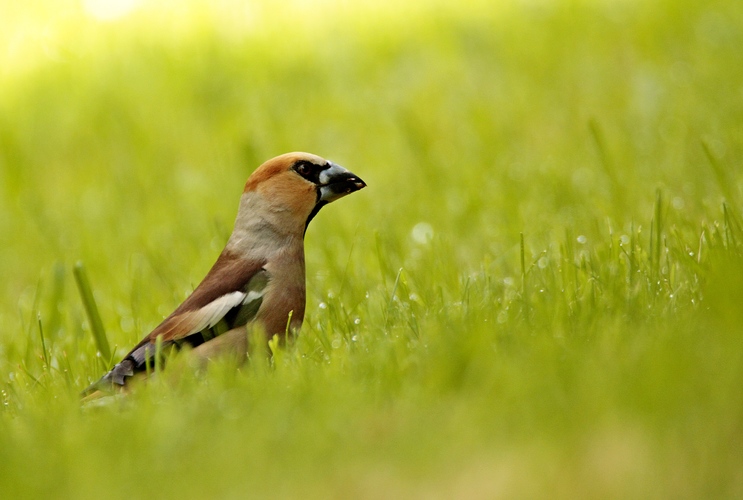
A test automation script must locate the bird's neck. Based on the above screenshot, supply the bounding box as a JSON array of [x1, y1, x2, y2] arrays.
[[226, 192, 305, 256]]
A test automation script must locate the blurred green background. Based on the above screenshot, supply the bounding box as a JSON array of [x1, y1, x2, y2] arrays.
[[1, 0, 742, 497]]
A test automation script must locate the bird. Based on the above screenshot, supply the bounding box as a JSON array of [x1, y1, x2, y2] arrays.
[[82, 152, 365, 397]]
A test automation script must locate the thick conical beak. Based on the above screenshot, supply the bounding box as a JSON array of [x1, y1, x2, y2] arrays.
[[318, 162, 366, 203]]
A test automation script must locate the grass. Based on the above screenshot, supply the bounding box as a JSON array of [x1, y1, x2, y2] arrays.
[[1, 0, 743, 497]]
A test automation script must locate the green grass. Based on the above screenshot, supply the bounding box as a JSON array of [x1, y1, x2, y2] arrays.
[[2, 0, 743, 497]]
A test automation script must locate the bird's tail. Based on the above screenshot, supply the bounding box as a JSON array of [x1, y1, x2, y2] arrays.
[[80, 358, 136, 398]]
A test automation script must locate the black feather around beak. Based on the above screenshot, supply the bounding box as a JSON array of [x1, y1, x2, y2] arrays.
[[305, 166, 366, 234]]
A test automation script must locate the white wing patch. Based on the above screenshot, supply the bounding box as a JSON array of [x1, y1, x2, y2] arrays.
[[243, 289, 264, 305], [185, 283, 266, 337], [189, 291, 246, 334]]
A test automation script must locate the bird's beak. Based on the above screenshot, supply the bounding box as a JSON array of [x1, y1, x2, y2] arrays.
[[318, 162, 366, 203]]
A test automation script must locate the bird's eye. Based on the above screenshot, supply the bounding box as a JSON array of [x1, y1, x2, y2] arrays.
[[294, 161, 313, 178]]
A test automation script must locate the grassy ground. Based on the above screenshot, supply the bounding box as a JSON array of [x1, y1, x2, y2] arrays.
[[1, 0, 742, 497]]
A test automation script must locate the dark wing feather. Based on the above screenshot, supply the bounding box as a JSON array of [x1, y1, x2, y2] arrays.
[[150, 251, 268, 341], [82, 251, 268, 395]]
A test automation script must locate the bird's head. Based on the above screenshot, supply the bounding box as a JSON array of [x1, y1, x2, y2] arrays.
[[242, 152, 366, 234]]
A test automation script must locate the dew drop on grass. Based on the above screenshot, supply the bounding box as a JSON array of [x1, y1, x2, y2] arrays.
[[353, 318, 361, 325], [331, 338, 342, 349], [620, 235, 630, 245], [319, 302, 327, 310], [538, 256, 548, 269], [411, 222, 434, 244], [577, 235, 587, 244]]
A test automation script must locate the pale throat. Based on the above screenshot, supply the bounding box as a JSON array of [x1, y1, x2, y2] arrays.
[[227, 192, 307, 253]]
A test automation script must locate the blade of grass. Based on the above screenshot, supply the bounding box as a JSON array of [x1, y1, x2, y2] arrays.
[[47, 261, 66, 336], [589, 118, 624, 211], [702, 139, 736, 205], [73, 261, 111, 366], [154, 334, 164, 373], [37, 313, 49, 371], [385, 267, 404, 329], [653, 189, 663, 284], [521, 233, 530, 320], [338, 224, 361, 297], [18, 360, 43, 389], [722, 202, 741, 252], [61, 350, 75, 387]]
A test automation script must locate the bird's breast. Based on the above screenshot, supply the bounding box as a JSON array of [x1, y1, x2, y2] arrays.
[[256, 246, 306, 337]]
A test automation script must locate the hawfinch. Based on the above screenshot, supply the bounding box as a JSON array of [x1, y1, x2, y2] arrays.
[[83, 152, 365, 395]]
